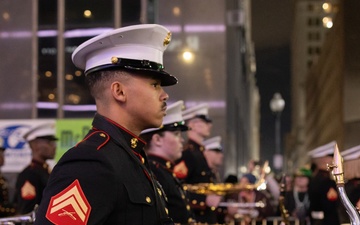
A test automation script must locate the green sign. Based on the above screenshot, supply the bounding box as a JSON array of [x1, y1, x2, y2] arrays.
[[55, 119, 92, 161]]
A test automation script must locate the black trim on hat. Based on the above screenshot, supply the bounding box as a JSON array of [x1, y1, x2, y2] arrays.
[[207, 148, 223, 153], [194, 115, 212, 123], [0, 147, 5, 151], [34, 135, 59, 141], [159, 121, 189, 132], [85, 58, 178, 86]]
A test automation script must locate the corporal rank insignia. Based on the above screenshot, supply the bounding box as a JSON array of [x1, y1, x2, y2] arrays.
[[46, 179, 91, 225], [21, 180, 36, 200], [173, 160, 188, 179]]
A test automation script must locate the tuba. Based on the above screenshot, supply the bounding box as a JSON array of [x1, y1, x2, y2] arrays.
[[327, 143, 360, 225]]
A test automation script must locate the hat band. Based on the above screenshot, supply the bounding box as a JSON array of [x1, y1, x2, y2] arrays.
[[159, 121, 188, 132], [86, 58, 165, 75]]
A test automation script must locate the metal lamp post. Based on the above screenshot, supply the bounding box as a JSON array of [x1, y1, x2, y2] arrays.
[[270, 92, 285, 172]]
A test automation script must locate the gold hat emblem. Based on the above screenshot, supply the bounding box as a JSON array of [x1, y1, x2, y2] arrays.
[[163, 32, 171, 46]]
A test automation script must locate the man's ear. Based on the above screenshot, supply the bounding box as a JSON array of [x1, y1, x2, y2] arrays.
[[152, 133, 163, 146], [111, 81, 126, 102]]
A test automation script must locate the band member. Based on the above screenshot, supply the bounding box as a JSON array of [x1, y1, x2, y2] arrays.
[[14, 123, 58, 214], [203, 136, 224, 183], [174, 103, 221, 224], [140, 100, 194, 224], [34, 24, 178, 225]]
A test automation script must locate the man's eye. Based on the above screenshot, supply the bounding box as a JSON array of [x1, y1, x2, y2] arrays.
[[152, 82, 160, 88]]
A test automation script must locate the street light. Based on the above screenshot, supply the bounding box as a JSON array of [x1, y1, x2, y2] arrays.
[[270, 92, 285, 171]]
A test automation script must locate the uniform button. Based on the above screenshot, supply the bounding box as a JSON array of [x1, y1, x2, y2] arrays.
[[166, 161, 171, 168], [165, 207, 169, 215], [181, 194, 185, 199], [157, 188, 162, 196], [186, 205, 190, 210], [188, 218, 193, 223], [210, 206, 216, 211], [200, 201, 205, 206], [201, 171, 206, 176], [192, 200, 197, 204], [145, 196, 151, 203], [99, 133, 106, 137]]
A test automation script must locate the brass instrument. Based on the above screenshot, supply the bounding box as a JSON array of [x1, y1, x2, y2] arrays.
[[0, 206, 36, 225], [218, 200, 265, 208], [278, 174, 290, 225], [327, 143, 360, 225], [183, 161, 269, 195]]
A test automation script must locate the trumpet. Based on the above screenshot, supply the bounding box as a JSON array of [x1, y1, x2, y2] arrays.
[[183, 161, 269, 195], [0, 207, 36, 225], [327, 143, 360, 225]]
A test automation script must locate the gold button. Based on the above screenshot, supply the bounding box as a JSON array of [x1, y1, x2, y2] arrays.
[[211, 206, 216, 211], [157, 188, 162, 196], [111, 57, 119, 64], [165, 207, 169, 215], [166, 161, 171, 168], [188, 218, 193, 223], [181, 194, 185, 199], [200, 201, 205, 206], [186, 205, 190, 210], [201, 171, 206, 176], [145, 196, 151, 203], [100, 133, 106, 137], [192, 200, 197, 204]]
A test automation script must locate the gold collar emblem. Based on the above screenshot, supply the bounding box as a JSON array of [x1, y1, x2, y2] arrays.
[[131, 138, 138, 148]]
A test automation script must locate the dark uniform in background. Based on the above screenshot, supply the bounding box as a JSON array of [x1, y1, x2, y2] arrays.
[[148, 155, 193, 224], [140, 100, 194, 224], [176, 139, 218, 223], [14, 123, 57, 215], [15, 159, 51, 214]]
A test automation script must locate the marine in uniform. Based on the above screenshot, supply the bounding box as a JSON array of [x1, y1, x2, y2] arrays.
[[0, 146, 16, 217], [202, 136, 227, 223], [174, 104, 221, 224], [34, 24, 177, 225], [140, 100, 194, 224], [307, 141, 340, 225], [14, 123, 58, 214]]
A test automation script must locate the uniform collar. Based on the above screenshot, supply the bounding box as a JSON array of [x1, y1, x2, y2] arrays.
[[92, 113, 146, 154], [148, 154, 174, 169], [187, 139, 205, 152], [31, 159, 49, 171]]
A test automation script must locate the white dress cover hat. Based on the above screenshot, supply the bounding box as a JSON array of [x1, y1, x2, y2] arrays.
[[141, 100, 188, 135], [72, 24, 177, 86]]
